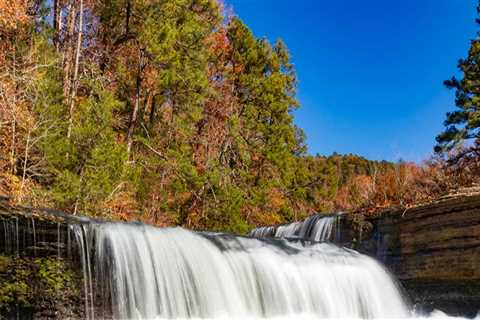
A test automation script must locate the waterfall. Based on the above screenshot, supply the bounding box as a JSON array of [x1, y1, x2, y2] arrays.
[[249, 214, 341, 242], [72, 222, 409, 319]]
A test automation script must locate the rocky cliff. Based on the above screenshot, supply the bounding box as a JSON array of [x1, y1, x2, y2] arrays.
[[2, 190, 480, 318], [0, 199, 85, 319], [353, 190, 480, 317], [247, 188, 480, 317]]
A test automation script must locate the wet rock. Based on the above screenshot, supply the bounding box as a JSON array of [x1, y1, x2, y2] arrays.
[[247, 191, 480, 317], [354, 193, 480, 317], [0, 202, 85, 319]]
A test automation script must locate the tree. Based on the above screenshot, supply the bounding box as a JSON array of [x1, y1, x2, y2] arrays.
[[436, 2, 480, 159], [3, 0, 442, 232], [0, 0, 59, 204], [210, 18, 305, 228]]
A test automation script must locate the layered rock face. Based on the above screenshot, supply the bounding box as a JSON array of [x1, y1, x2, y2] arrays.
[[247, 190, 480, 317], [356, 193, 480, 317], [0, 200, 85, 319], [2, 191, 480, 318]]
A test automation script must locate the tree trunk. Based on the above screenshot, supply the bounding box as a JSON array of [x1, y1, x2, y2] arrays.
[[53, 0, 62, 51], [67, 0, 83, 139], [125, 1, 131, 35], [63, 1, 77, 99], [126, 50, 144, 155], [19, 130, 31, 203], [149, 95, 157, 127], [10, 47, 17, 175]]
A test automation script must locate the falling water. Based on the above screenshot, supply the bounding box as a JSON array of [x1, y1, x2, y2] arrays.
[[72, 222, 410, 319], [31, 217, 37, 256], [2, 218, 19, 255], [72, 224, 95, 320], [248, 225, 277, 238], [249, 214, 341, 242], [14, 217, 19, 257]]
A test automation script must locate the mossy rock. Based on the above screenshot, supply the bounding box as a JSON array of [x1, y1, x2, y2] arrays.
[[0, 255, 83, 319]]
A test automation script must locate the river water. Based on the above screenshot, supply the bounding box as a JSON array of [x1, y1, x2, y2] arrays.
[[70, 219, 479, 320]]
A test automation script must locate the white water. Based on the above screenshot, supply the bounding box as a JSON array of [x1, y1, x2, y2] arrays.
[[73, 222, 412, 319], [249, 214, 341, 242]]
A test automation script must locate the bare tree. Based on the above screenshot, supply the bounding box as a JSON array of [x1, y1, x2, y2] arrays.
[[67, 0, 83, 139], [63, 0, 77, 99]]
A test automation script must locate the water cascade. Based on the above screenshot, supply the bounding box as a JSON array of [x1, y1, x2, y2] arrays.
[[72, 222, 409, 319], [248, 214, 341, 242]]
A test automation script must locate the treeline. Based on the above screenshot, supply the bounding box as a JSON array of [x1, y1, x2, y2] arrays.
[[0, 0, 333, 232], [297, 154, 479, 213], [1, 0, 479, 233]]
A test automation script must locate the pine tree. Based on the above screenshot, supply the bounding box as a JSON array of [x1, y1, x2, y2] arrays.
[[0, 0, 412, 231], [436, 2, 480, 159]]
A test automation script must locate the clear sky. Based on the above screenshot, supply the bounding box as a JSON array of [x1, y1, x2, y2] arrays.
[[225, 0, 478, 162]]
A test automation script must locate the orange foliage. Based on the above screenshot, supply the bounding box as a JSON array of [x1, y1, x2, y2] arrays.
[[242, 205, 283, 227], [100, 190, 139, 221], [0, 0, 29, 31], [193, 27, 238, 173], [333, 158, 474, 212]]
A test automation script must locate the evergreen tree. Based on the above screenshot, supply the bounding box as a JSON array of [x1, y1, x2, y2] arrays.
[[0, 0, 425, 232], [436, 2, 480, 158]]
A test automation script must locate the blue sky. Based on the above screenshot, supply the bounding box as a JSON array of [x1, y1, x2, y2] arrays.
[[225, 0, 478, 162]]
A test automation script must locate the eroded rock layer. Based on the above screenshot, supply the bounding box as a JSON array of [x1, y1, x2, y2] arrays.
[[0, 201, 84, 319], [246, 191, 480, 317], [358, 194, 480, 316]]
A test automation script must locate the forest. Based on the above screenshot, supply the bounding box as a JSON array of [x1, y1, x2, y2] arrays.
[[1, 0, 480, 233]]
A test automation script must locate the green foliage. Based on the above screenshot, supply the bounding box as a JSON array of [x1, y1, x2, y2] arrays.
[[436, 3, 480, 154], [0, 256, 30, 311], [38, 78, 132, 213], [35, 258, 75, 295], [0, 0, 406, 232], [0, 255, 78, 314], [186, 17, 309, 229]]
